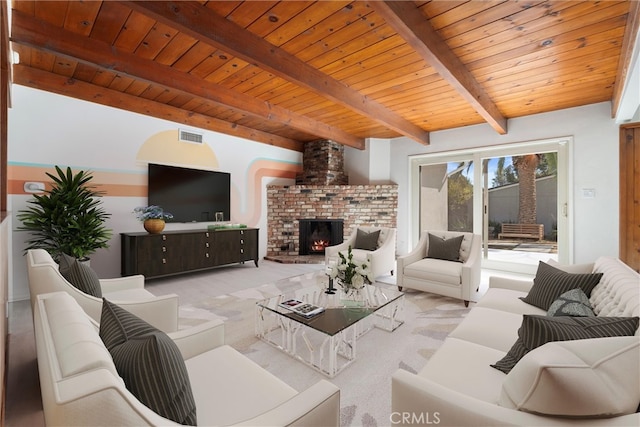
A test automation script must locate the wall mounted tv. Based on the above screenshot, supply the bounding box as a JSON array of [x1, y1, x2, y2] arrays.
[[148, 163, 231, 223]]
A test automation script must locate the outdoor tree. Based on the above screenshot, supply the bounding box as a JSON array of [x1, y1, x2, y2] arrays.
[[447, 170, 473, 232], [512, 154, 541, 224]]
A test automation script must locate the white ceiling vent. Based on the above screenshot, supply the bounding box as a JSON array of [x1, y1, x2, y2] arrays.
[[179, 129, 204, 144]]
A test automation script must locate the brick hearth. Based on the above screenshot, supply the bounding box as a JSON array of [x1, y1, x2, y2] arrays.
[[266, 140, 398, 260], [266, 184, 398, 258]]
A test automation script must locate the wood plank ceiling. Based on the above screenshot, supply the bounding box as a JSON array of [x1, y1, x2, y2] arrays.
[[9, 1, 639, 152]]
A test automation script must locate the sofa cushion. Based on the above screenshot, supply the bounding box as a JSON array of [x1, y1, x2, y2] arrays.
[[354, 228, 380, 251], [419, 337, 507, 404], [546, 259, 595, 274], [547, 288, 595, 317], [500, 336, 640, 417], [186, 345, 298, 426], [427, 233, 463, 262], [448, 307, 524, 353], [520, 261, 602, 310], [59, 254, 102, 298], [99, 299, 197, 425], [491, 315, 639, 374], [403, 258, 462, 286], [44, 293, 118, 378], [475, 288, 547, 316]]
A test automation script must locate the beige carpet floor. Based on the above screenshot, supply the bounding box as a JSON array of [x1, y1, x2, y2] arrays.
[[177, 270, 471, 426], [5, 259, 509, 426]]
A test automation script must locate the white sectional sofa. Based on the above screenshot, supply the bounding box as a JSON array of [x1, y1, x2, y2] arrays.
[[34, 291, 340, 426], [392, 256, 640, 426]]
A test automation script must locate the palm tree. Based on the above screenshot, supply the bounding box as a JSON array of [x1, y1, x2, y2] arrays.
[[512, 154, 541, 224]]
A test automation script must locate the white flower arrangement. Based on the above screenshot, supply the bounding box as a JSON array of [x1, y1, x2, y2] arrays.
[[328, 246, 373, 296]]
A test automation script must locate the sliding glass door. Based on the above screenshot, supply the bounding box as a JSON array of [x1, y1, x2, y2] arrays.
[[412, 138, 570, 275]]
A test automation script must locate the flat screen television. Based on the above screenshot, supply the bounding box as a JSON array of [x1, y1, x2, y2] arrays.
[[148, 163, 231, 223]]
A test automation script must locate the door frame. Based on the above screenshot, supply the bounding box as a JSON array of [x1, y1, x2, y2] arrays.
[[408, 136, 573, 275]]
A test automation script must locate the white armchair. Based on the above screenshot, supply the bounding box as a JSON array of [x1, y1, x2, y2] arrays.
[[27, 248, 180, 332], [325, 226, 397, 279], [396, 230, 481, 306]]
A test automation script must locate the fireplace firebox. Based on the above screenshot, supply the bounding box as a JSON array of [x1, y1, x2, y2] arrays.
[[298, 219, 344, 255]]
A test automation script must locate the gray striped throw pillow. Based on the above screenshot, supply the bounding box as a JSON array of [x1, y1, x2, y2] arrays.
[[520, 261, 602, 310], [491, 315, 639, 374], [99, 299, 197, 425]]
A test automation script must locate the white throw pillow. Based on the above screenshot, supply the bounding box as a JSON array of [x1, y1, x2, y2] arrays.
[[499, 336, 640, 417]]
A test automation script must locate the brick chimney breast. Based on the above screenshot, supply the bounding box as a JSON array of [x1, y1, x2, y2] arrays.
[[296, 140, 348, 185]]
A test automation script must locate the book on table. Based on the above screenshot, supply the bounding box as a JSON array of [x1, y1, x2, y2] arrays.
[[278, 299, 325, 318]]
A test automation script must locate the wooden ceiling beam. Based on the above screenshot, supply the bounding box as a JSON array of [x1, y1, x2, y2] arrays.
[[10, 10, 362, 150], [121, 1, 430, 145], [611, 0, 640, 118], [370, 1, 508, 135], [12, 64, 304, 152]]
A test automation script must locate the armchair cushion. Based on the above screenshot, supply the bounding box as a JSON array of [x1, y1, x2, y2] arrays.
[[520, 261, 603, 310], [354, 228, 380, 251], [99, 299, 197, 425], [427, 233, 464, 262], [59, 253, 102, 298], [491, 315, 639, 374]]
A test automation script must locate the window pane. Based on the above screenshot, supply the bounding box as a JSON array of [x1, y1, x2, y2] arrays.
[[483, 153, 558, 265], [420, 161, 474, 232]]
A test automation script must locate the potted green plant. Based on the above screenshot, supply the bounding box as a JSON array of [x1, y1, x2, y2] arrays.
[[133, 205, 173, 234], [17, 166, 112, 261]]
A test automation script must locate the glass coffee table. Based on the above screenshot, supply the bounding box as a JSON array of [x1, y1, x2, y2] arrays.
[[255, 271, 404, 377]]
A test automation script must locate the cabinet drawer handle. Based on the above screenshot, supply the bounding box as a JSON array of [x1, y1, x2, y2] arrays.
[[240, 230, 244, 235], [162, 258, 166, 264], [240, 239, 244, 244], [205, 232, 209, 237], [206, 243, 209, 248], [162, 235, 166, 241], [240, 248, 244, 254], [206, 253, 209, 258], [162, 247, 166, 252]]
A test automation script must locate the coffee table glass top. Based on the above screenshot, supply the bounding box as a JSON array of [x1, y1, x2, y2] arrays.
[[255, 271, 404, 336]]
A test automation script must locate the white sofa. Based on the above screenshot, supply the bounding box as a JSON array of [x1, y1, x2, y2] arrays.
[[34, 291, 341, 426], [325, 226, 397, 279], [392, 256, 640, 426], [396, 230, 481, 306], [27, 248, 180, 332]]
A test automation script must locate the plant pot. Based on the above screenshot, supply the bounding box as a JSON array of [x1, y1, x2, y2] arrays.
[[144, 219, 165, 234]]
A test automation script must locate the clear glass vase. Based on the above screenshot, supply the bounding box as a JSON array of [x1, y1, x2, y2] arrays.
[[339, 284, 366, 308]]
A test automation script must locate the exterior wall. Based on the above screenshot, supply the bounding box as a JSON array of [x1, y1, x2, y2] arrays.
[[489, 175, 557, 237], [266, 184, 398, 257]]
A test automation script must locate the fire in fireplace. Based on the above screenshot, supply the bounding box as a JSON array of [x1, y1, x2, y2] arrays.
[[299, 219, 344, 255]]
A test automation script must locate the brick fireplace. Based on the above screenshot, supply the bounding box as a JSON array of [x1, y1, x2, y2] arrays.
[[266, 140, 398, 260]]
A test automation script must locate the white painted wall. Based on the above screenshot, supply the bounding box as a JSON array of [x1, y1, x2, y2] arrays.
[[8, 86, 301, 301], [384, 102, 620, 263], [6, 85, 624, 300], [345, 138, 392, 184]]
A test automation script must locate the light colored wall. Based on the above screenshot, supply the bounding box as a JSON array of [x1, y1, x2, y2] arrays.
[[7, 86, 622, 300], [386, 101, 619, 263], [345, 138, 392, 184], [8, 86, 301, 301]]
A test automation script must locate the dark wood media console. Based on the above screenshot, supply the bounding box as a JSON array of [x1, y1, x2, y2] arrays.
[[121, 228, 259, 279]]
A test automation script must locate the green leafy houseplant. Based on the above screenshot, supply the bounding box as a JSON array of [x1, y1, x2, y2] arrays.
[[17, 166, 112, 261]]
